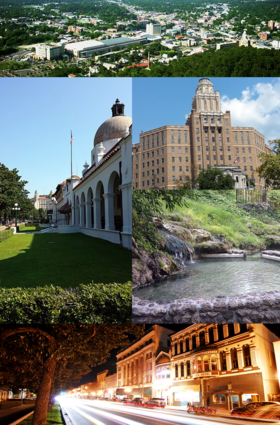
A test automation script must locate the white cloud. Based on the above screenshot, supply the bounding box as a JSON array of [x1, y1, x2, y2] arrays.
[[221, 78, 280, 142]]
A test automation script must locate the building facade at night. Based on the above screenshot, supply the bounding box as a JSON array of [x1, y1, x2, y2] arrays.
[[133, 78, 273, 190], [116, 325, 173, 399], [116, 324, 279, 408], [52, 99, 133, 249]]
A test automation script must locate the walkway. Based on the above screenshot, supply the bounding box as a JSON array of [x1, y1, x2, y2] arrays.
[[0, 403, 35, 425]]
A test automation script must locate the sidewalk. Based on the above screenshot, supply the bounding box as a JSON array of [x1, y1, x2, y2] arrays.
[[0, 403, 35, 425], [165, 405, 231, 415]]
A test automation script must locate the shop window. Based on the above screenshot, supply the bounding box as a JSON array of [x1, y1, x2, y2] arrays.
[[243, 345, 251, 366], [242, 394, 259, 404], [213, 394, 226, 404]]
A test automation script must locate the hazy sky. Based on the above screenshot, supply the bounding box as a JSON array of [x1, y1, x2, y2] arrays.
[[1, 78, 132, 197], [132, 77, 280, 144]]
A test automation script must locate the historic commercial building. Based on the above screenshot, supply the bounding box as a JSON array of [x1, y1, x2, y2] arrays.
[[116, 325, 173, 399], [168, 324, 279, 410], [31, 190, 53, 211], [52, 99, 132, 249], [133, 78, 272, 190], [115, 324, 279, 408]]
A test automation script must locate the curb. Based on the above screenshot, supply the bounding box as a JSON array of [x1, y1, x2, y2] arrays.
[[9, 410, 34, 425], [60, 404, 74, 425]]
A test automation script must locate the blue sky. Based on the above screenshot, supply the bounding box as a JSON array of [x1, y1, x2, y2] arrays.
[[1, 78, 132, 197], [132, 77, 280, 144]]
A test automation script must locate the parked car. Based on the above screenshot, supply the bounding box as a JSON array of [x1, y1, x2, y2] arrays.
[[125, 398, 145, 406], [187, 406, 217, 415], [144, 398, 166, 408], [230, 402, 280, 419]]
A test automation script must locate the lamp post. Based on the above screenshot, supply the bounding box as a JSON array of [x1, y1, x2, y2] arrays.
[[12, 203, 20, 233]]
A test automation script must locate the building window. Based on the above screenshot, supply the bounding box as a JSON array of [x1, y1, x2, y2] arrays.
[[178, 147, 181, 153], [142, 137, 145, 150], [248, 148, 251, 153], [235, 132, 238, 142], [179, 157, 182, 162], [226, 128, 229, 134], [178, 130, 181, 144], [197, 146, 200, 151], [220, 155, 223, 160], [161, 149, 164, 155], [228, 155, 231, 160], [136, 164, 138, 170], [175, 364, 178, 378], [142, 163, 145, 168], [152, 151, 154, 157], [187, 360, 191, 376], [196, 118, 199, 125], [249, 157, 252, 162], [185, 148, 188, 153], [147, 136, 150, 149], [213, 394, 226, 404], [179, 166, 182, 172], [227, 137, 230, 143], [186, 166, 189, 172], [225, 119, 228, 125], [184, 131, 188, 143], [152, 134, 154, 148], [243, 157, 246, 162], [204, 356, 209, 372], [142, 153, 145, 160], [244, 166, 247, 171], [181, 363, 184, 377], [172, 157, 175, 163], [206, 146, 209, 152], [243, 345, 251, 366], [172, 176, 175, 182], [156, 132, 159, 146], [152, 160, 154, 166], [242, 148, 245, 154], [157, 150, 159, 156], [208, 327, 214, 344], [199, 331, 205, 346], [162, 158, 164, 164], [205, 137, 208, 143], [218, 324, 224, 340], [147, 180, 149, 186], [211, 355, 217, 370], [231, 348, 238, 369], [192, 334, 196, 349], [147, 152, 149, 158], [161, 131, 164, 145], [171, 130, 174, 144], [172, 166, 175, 172], [196, 128, 199, 134], [220, 351, 227, 371], [142, 172, 145, 177], [172, 147, 175, 153], [198, 155, 201, 161], [162, 167, 164, 173]]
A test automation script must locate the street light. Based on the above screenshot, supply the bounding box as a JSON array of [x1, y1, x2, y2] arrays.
[[12, 203, 20, 233]]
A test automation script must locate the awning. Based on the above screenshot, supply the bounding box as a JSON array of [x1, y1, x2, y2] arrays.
[[58, 201, 71, 214], [172, 385, 200, 392]]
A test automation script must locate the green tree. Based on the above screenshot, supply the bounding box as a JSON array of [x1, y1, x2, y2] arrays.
[[0, 325, 144, 425], [257, 139, 280, 189], [0, 163, 33, 220], [195, 168, 235, 189]]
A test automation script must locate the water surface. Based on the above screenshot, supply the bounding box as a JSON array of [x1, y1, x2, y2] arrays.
[[133, 255, 280, 301]]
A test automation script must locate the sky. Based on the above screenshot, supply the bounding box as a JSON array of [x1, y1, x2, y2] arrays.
[[132, 77, 280, 144], [0, 78, 132, 198]]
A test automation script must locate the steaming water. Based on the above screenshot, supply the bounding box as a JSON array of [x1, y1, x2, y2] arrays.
[[133, 254, 280, 301]]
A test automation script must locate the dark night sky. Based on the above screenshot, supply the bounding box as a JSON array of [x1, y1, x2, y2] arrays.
[[77, 324, 280, 387]]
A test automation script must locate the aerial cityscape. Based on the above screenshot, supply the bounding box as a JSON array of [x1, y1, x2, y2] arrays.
[[1, 0, 280, 76]]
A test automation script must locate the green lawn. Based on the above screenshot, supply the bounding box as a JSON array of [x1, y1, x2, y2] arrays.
[[0, 233, 131, 288], [21, 403, 63, 425], [18, 225, 45, 232]]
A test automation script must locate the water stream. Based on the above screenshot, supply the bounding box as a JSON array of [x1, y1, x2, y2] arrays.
[[133, 254, 280, 301]]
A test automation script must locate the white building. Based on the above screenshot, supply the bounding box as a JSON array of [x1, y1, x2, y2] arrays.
[[35, 42, 64, 60], [146, 23, 161, 36], [53, 99, 132, 249]]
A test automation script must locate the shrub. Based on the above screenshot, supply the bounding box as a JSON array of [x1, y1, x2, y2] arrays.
[[0, 400, 22, 409], [0, 282, 132, 324], [0, 229, 13, 243]]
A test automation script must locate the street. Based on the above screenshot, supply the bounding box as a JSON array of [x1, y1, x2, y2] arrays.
[[59, 399, 279, 425]]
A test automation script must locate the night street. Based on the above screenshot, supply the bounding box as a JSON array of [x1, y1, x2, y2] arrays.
[[59, 399, 279, 425]]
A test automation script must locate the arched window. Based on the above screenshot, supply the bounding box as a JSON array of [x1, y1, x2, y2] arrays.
[[204, 356, 209, 372], [193, 359, 197, 374], [211, 355, 217, 371], [243, 345, 251, 366]]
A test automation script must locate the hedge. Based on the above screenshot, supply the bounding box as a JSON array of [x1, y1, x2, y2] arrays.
[[0, 228, 13, 242], [0, 282, 132, 323], [0, 400, 22, 409]]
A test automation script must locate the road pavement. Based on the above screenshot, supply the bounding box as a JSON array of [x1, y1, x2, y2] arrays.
[[59, 399, 279, 425]]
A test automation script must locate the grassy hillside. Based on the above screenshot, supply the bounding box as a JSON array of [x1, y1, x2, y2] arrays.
[[162, 191, 280, 250]]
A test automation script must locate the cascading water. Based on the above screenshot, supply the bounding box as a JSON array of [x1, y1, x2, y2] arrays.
[[159, 229, 195, 267]]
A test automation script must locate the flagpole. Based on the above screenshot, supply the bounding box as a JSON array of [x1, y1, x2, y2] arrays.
[[71, 130, 73, 178]]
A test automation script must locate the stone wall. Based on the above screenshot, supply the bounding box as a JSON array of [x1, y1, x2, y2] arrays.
[[132, 291, 280, 324]]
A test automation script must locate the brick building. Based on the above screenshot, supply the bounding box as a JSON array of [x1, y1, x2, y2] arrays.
[[132, 78, 273, 189]]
